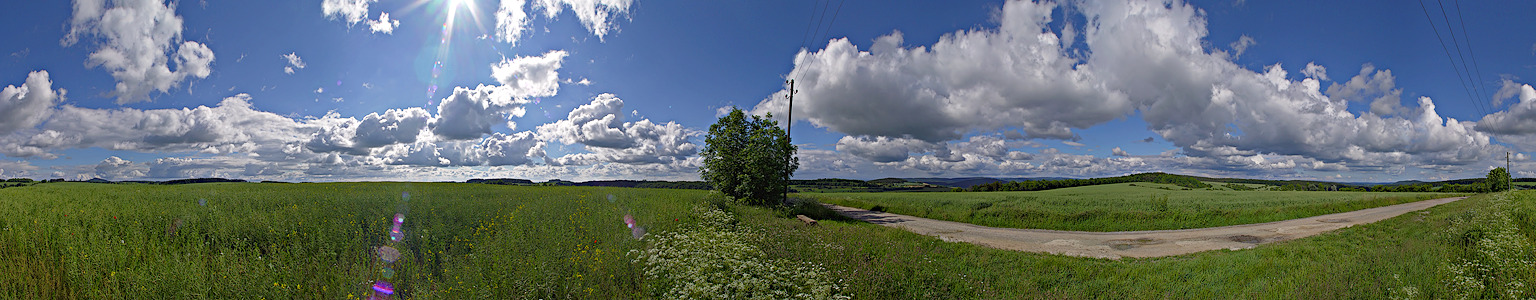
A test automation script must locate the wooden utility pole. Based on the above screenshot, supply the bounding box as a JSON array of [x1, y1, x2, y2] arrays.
[[1509, 151, 1512, 192], [784, 80, 796, 203]]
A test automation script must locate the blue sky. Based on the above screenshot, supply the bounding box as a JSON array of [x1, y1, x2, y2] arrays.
[[0, 0, 1534, 182]]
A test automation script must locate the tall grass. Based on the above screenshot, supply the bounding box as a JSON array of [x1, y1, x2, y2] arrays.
[[0, 182, 703, 298], [805, 182, 1463, 231]]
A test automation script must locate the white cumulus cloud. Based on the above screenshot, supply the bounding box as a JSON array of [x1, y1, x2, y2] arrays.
[[432, 84, 532, 140], [491, 50, 567, 98], [63, 0, 216, 104], [306, 107, 433, 155], [4, 94, 307, 158], [323, 0, 398, 34], [0, 71, 61, 135], [494, 0, 531, 44], [1112, 147, 1130, 157], [367, 12, 400, 34], [1324, 64, 1402, 116], [1228, 35, 1256, 58], [1078, 0, 1493, 169], [1477, 84, 1536, 135], [753, 0, 1501, 176], [538, 94, 700, 165], [322, 0, 376, 26], [282, 52, 306, 74], [373, 132, 545, 166], [431, 50, 569, 140], [533, 0, 633, 41], [753, 0, 1129, 143], [95, 156, 146, 179]]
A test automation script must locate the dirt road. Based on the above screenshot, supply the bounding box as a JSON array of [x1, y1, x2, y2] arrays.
[[825, 196, 1465, 259]]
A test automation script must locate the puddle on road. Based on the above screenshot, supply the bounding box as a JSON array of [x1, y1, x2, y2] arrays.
[[1228, 235, 1262, 243], [1107, 237, 1162, 250]]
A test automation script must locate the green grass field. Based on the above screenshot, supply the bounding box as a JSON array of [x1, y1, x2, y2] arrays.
[[3, 182, 1529, 298], [0, 182, 701, 298], [759, 191, 1536, 298], [802, 182, 1464, 231]]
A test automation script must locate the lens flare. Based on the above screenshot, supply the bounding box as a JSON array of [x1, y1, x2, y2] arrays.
[[372, 191, 411, 298], [389, 224, 405, 242], [378, 246, 401, 263], [372, 280, 395, 295]]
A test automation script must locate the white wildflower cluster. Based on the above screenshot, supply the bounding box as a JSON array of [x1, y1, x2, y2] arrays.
[[1442, 192, 1536, 300], [1387, 274, 1420, 300], [630, 205, 850, 299]]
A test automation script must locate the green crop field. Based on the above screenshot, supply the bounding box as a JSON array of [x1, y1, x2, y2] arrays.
[[3, 182, 1529, 299], [0, 182, 703, 299], [802, 182, 1464, 231]]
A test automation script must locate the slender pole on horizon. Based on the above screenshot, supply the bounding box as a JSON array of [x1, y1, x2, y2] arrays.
[[785, 79, 795, 203]]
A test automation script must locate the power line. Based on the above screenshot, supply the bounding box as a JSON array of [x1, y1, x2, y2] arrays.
[[1453, 0, 1495, 110], [791, 0, 830, 81], [1435, 0, 1489, 115], [797, 0, 828, 52], [811, 0, 847, 52], [794, 0, 847, 84], [1419, 0, 1487, 116], [808, 0, 836, 49]]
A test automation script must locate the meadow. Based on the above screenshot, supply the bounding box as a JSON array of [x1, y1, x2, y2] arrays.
[[762, 190, 1536, 298], [2, 182, 1529, 299], [0, 182, 700, 298], [802, 182, 1464, 231]]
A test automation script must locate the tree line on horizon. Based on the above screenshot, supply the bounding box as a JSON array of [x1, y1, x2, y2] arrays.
[[965, 169, 1520, 193], [966, 172, 1211, 192]]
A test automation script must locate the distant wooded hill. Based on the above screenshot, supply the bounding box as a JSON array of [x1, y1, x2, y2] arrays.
[[2, 175, 1526, 193]]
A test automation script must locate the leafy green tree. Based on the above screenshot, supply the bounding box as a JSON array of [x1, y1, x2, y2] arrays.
[[1488, 167, 1511, 192], [700, 108, 798, 205]]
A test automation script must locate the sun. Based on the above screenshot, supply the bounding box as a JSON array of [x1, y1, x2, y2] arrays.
[[442, 0, 483, 32], [399, 0, 483, 29]]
